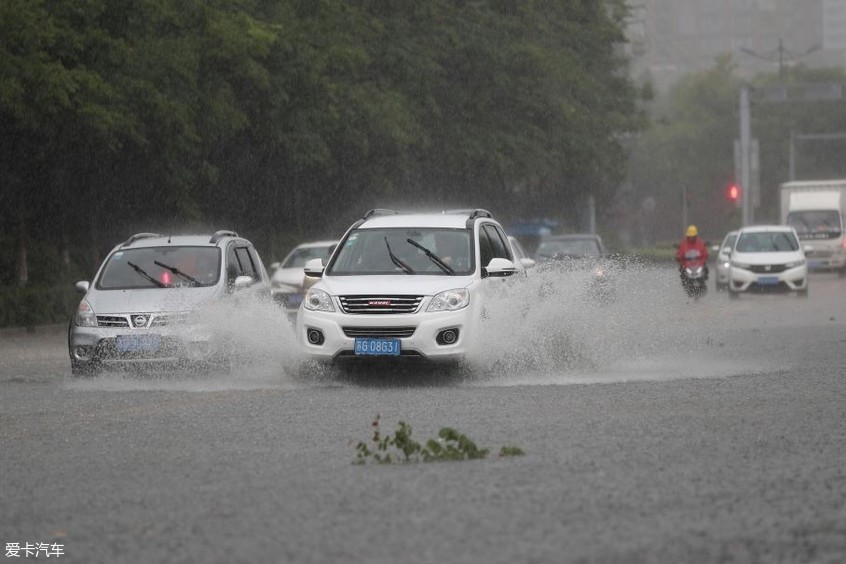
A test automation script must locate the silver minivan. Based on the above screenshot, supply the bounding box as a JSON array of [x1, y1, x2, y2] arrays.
[[68, 231, 270, 376]]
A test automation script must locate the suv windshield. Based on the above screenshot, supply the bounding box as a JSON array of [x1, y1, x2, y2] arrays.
[[787, 210, 842, 239], [736, 232, 799, 253], [97, 246, 221, 289], [328, 228, 473, 275]]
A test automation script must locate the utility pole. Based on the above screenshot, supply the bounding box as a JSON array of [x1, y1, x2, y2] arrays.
[[739, 85, 752, 226]]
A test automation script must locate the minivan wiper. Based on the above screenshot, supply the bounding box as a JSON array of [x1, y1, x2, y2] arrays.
[[406, 238, 454, 275], [127, 261, 167, 288], [384, 237, 414, 274], [154, 260, 200, 286]]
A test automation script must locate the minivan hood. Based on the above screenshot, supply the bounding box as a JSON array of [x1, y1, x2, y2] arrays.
[[317, 275, 474, 296], [86, 286, 221, 314]]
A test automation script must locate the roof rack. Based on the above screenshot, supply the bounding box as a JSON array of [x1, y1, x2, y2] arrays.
[[121, 233, 162, 247], [363, 209, 398, 220], [468, 209, 492, 219], [209, 230, 239, 244]]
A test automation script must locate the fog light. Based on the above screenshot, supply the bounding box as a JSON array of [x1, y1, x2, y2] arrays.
[[436, 328, 459, 345], [74, 345, 93, 360], [306, 328, 325, 345]]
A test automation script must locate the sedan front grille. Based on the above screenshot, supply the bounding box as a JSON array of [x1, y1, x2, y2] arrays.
[[338, 295, 423, 314], [748, 264, 788, 274], [343, 327, 416, 338]]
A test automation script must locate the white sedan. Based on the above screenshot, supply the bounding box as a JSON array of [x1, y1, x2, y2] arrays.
[[727, 225, 808, 298]]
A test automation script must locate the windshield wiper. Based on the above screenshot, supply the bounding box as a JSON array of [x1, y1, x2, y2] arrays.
[[406, 238, 455, 275], [154, 260, 200, 286], [127, 261, 167, 288], [384, 237, 414, 274]]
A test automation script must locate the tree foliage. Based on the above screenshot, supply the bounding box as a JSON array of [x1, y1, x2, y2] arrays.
[[0, 0, 643, 279]]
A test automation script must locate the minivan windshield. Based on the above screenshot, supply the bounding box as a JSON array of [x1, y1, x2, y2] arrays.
[[97, 247, 221, 289], [735, 231, 799, 253], [328, 228, 473, 275]]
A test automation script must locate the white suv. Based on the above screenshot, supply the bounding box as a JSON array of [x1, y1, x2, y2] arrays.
[[727, 225, 808, 298], [68, 231, 271, 376], [296, 209, 521, 362]]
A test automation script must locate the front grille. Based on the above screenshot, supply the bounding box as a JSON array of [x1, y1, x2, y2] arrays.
[[149, 313, 189, 327], [343, 327, 416, 338], [748, 264, 788, 274], [339, 295, 423, 314], [97, 315, 130, 327]]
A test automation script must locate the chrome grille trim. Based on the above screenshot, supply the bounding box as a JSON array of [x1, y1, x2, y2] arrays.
[[96, 315, 130, 327], [338, 295, 424, 314], [343, 327, 416, 338]]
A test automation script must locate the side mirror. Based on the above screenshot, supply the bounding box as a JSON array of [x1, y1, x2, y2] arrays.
[[233, 275, 254, 288], [520, 257, 536, 270], [270, 262, 280, 270], [304, 258, 325, 277], [484, 257, 517, 278], [803, 245, 813, 256], [75, 281, 90, 294]]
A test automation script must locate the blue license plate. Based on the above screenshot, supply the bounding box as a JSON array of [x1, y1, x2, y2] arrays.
[[807, 259, 823, 269], [354, 337, 401, 356], [116, 334, 161, 353], [757, 276, 779, 285]]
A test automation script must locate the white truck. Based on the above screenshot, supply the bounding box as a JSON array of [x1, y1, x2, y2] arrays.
[[780, 180, 846, 275]]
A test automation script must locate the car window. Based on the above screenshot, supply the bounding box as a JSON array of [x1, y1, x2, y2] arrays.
[[736, 231, 799, 253], [97, 247, 221, 290], [328, 228, 473, 275], [787, 210, 842, 239], [227, 244, 260, 283], [281, 245, 336, 268], [721, 233, 737, 251], [482, 224, 512, 261], [537, 238, 601, 258]]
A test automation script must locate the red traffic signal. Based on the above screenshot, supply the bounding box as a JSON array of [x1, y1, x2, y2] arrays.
[[726, 183, 741, 206]]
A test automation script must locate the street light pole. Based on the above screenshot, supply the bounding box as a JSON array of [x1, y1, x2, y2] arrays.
[[740, 85, 752, 226]]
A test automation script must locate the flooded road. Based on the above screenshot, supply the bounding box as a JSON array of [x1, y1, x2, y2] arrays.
[[1, 268, 845, 563]]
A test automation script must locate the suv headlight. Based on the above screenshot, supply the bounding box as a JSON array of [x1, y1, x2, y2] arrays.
[[304, 288, 335, 312], [427, 289, 470, 312], [730, 261, 751, 270], [785, 259, 805, 268], [75, 300, 97, 327]]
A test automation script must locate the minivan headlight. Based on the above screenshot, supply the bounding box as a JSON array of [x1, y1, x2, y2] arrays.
[[730, 261, 751, 270], [427, 289, 470, 312], [304, 288, 335, 312], [785, 259, 806, 268], [75, 300, 97, 327]]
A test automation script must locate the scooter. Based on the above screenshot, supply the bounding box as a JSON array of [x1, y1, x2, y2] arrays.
[[679, 250, 708, 299]]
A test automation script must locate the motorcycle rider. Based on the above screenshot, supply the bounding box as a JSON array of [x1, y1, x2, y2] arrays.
[[676, 224, 709, 278]]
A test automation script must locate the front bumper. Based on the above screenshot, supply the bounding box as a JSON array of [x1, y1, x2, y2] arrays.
[[68, 324, 216, 367], [728, 264, 808, 293], [296, 308, 473, 362]]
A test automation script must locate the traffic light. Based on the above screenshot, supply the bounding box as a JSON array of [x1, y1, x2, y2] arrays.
[[726, 183, 741, 207]]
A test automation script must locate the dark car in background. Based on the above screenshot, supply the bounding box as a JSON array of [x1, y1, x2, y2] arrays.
[[535, 234, 616, 302]]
